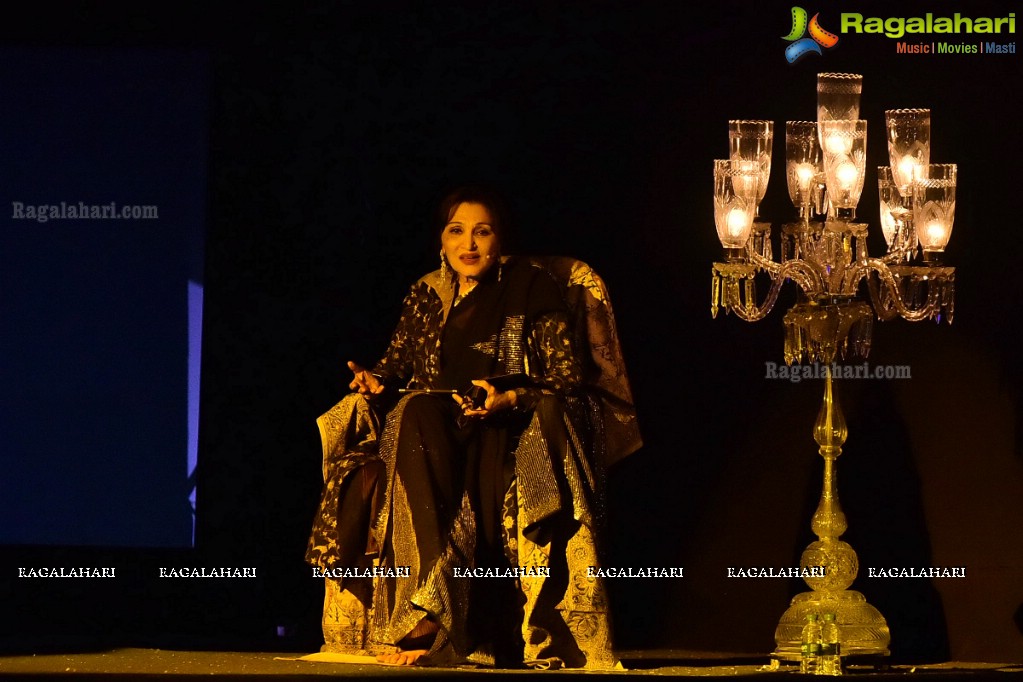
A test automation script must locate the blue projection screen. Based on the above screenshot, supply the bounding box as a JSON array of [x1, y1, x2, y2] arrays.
[[0, 47, 208, 548]]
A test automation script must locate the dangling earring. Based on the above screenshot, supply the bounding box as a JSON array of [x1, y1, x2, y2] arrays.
[[440, 249, 452, 287], [497, 253, 503, 282]]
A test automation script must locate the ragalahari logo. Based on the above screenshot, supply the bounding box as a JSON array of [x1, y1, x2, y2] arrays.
[[783, 7, 839, 63]]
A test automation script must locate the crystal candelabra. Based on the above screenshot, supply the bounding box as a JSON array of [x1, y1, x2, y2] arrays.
[[711, 73, 957, 661]]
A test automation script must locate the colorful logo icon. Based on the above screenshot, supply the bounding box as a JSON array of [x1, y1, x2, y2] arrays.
[[782, 7, 839, 63]]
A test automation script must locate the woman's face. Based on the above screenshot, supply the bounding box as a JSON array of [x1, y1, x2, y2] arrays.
[[441, 202, 500, 282]]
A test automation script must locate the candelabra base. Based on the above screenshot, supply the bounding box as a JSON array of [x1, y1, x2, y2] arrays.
[[773, 590, 891, 660]]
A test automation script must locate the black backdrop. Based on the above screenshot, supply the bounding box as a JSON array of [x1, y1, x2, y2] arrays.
[[2, 0, 1021, 662]]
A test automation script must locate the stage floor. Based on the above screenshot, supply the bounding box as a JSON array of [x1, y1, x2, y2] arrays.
[[1, 649, 1022, 680]]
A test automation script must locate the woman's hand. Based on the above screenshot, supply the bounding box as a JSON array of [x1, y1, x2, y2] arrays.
[[453, 379, 517, 419], [348, 361, 384, 397]]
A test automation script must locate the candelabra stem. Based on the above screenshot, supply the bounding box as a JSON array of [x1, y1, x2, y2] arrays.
[[812, 368, 847, 539], [773, 368, 891, 662]]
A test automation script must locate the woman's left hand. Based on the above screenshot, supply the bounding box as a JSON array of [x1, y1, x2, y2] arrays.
[[453, 379, 517, 418]]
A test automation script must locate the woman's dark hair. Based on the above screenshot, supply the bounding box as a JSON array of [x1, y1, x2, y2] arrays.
[[435, 184, 516, 252]]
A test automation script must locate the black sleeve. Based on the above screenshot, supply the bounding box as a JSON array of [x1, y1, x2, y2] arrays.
[[371, 285, 420, 389], [515, 269, 583, 409]]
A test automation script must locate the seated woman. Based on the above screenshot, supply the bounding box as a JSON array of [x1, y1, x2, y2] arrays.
[[306, 186, 635, 668]]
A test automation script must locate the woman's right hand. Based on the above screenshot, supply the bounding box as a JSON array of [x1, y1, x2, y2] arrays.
[[348, 361, 384, 397]]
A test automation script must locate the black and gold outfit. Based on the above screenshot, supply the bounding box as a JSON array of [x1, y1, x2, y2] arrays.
[[306, 256, 640, 669]]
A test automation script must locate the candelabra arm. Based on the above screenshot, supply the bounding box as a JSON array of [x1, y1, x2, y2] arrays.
[[746, 239, 826, 296], [865, 266, 904, 322], [747, 237, 783, 276], [714, 258, 828, 323], [841, 261, 868, 300], [841, 231, 876, 295], [727, 268, 785, 322], [864, 258, 950, 322], [879, 239, 916, 265], [842, 251, 885, 300]]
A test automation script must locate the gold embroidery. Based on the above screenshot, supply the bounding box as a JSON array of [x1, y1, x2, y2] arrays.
[[497, 314, 526, 375], [470, 334, 498, 357]]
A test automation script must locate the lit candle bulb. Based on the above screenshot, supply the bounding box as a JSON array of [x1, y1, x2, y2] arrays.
[[898, 156, 920, 187], [824, 133, 851, 155], [731, 160, 760, 198], [836, 160, 858, 189], [880, 207, 897, 245], [925, 220, 947, 245], [727, 207, 750, 238], [796, 163, 815, 191]]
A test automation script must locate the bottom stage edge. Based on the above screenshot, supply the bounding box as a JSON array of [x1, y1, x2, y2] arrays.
[[0, 647, 1021, 679]]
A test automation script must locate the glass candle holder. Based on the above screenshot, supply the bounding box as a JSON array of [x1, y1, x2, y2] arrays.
[[886, 108, 930, 191], [819, 119, 867, 221], [785, 121, 823, 219], [914, 164, 956, 252], [714, 158, 760, 249], [817, 73, 862, 126], [878, 165, 914, 250], [728, 119, 774, 213]]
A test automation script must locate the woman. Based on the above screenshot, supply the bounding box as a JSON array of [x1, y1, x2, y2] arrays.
[[307, 186, 623, 668]]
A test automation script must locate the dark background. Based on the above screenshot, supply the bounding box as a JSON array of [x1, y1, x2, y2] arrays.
[[0, 46, 206, 549], [1, 0, 1021, 663]]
